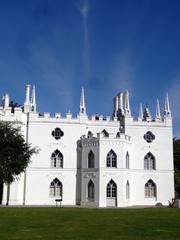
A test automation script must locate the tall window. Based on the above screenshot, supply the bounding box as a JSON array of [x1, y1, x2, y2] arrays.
[[145, 179, 156, 198], [49, 178, 62, 197], [88, 150, 95, 168], [106, 180, 117, 198], [144, 152, 155, 170], [126, 181, 130, 199], [126, 152, 130, 169], [51, 150, 63, 168], [106, 150, 117, 167], [88, 180, 95, 201]]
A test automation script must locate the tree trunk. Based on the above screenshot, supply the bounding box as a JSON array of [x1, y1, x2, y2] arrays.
[[6, 184, 10, 206], [0, 179, 3, 205]]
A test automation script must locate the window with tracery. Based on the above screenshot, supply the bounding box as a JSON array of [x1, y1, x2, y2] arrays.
[[106, 150, 117, 167], [52, 128, 64, 140], [144, 152, 155, 170], [144, 131, 155, 143], [51, 149, 63, 168], [49, 178, 62, 197], [106, 180, 117, 198], [145, 179, 156, 198]]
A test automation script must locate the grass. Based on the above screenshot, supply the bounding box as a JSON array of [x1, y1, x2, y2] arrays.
[[0, 207, 180, 240]]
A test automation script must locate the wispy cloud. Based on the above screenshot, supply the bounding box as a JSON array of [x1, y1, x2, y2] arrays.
[[108, 50, 135, 94], [79, 0, 90, 18], [78, 0, 90, 83]]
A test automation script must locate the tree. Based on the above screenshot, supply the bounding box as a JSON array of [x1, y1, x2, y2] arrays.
[[173, 138, 180, 198], [0, 121, 38, 205]]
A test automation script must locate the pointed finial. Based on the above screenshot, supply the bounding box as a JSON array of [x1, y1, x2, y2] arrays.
[[24, 83, 31, 113], [31, 85, 36, 112], [126, 91, 130, 110], [2, 94, 10, 109], [164, 93, 171, 117], [124, 91, 131, 116], [139, 103, 143, 119], [79, 87, 86, 115], [143, 105, 152, 121], [156, 99, 161, 120], [25, 83, 31, 104], [120, 93, 123, 109]]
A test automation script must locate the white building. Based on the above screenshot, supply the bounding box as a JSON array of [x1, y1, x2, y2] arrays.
[[0, 84, 174, 207]]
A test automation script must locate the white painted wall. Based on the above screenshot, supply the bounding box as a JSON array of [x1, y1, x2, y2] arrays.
[[0, 90, 174, 207]]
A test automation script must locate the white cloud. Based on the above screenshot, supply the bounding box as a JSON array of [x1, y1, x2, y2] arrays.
[[79, 0, 90, 18], [78, 0, 90, 83], [108, 50, 135, 94]]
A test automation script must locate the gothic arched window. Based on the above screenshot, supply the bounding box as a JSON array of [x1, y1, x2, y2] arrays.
[[106, 150, 117, 167], [145, 179, 156, 198], [106, 179, 117, 198], [88, 150, 95, 168], [144, 152, 155, 170], [126, 152, 130, 169], [49, 178, 63, 197], [126, 181, 130, 199], [51, 150, 63, 168], [88, 180, 95, 201]]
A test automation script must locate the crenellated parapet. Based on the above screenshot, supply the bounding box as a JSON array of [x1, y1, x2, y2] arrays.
[[0, 105, 24, 122], [97, 131, 131, 142], [0, 83, 172, 129], [81, 135, 99, 148], [16, 110, 119, 125], [80, 131, 131, 149]]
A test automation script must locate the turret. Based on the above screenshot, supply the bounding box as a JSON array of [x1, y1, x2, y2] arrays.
[[24, 83, 31, 113], [113, 91, 131, 117]]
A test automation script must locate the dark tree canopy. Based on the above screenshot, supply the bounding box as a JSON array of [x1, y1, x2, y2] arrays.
[[0, 121, 37, 184], [173, 138, 180, 198]]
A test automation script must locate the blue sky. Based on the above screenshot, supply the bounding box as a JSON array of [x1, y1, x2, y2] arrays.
[[0, 0, 180, 137]]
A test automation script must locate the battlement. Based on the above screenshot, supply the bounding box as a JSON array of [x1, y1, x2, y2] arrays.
[[0, 84, 172, 129], [81, 131, 131, 148], [0, 106, 171, 129]]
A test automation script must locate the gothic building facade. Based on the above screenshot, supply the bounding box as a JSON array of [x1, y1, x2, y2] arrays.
[[0, 84, 174, 207]]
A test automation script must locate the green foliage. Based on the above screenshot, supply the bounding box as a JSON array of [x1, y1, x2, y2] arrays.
[[173, 138, 180, 198], [0, 121, 38, 184]]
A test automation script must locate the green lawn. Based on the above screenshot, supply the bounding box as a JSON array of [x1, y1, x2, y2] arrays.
[[0, 207, 180, 240]]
